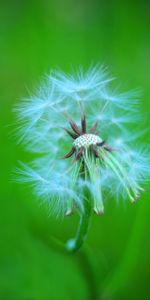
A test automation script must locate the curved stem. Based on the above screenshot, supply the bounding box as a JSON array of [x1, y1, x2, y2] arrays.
[[66, 198, 92, 253], [31, 203, 100, 299], [77, 249, 100, 300]]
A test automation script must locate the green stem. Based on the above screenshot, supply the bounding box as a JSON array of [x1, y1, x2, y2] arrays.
[[66, 198, 92, 253], [32, 224, 99, 300], [31, 203, 100, 299], [77, 249, 99, 300]]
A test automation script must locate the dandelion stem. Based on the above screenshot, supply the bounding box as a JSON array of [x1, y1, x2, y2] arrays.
[[77, 249, 100, 300], [31, 224, 99, 300], [66, 198, 92, 252]]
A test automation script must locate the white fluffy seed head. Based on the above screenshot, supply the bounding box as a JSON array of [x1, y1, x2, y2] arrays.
[[73, 134, 102, 149], [13, 65, 150, 217]]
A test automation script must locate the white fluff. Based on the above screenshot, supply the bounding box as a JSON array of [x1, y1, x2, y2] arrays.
[[14, 65, 150, 216]]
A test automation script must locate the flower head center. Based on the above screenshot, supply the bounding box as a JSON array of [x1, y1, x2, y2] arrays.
[[73, 133, 102, 150]]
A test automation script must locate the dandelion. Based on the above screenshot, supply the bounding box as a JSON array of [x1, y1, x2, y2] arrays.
[[14, 65, 150, 252]]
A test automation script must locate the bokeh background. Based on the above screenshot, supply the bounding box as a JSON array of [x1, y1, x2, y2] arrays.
[[0, 0, 150, 299]]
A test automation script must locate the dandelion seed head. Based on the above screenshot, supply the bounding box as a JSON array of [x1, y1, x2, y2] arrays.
[[14, 65, 150, 216], [74, 134, 102, 149]]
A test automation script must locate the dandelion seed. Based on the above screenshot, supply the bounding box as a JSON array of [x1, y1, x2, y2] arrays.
[[14, 65, 150, 251]]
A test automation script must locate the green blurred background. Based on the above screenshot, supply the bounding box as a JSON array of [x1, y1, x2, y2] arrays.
[[0, 0, 150, 299]]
